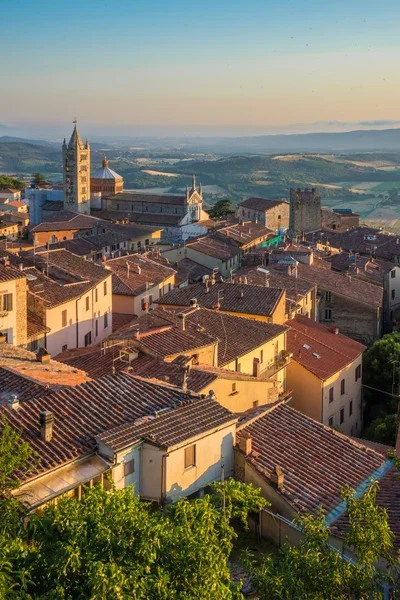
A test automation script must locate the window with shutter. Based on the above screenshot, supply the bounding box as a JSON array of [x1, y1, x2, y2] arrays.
[[184, 445, 196, 469]]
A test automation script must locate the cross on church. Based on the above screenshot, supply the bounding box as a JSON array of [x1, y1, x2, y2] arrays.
[[73, 118, 77, 124]]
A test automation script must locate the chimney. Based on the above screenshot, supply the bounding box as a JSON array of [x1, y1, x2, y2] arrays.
[[40, 410, 54, 442], [177, 312, 186, 331], [253, 357, 261, 377], [182, 366, 189, 392], [137, 265, 141, 275], [207, 389, 216, 401], [190, 298, 198, 307], [1, 257, 10, 267], [239, 288, 244, 298], [8, 393, 19, 410], [36, 348, 51, 364], [270, 465, 284, 490], [238, 433, 252, 455]]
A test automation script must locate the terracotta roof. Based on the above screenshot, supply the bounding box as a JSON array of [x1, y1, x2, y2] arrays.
[[27, 312, 50, 338], [330, 251, 392, 286], [0, 262, 25, 283], [186, 234, 242, 261], [182, 307, 288, 367], [0, 368, 52, 403], [97, 393, 236, 452], [106, 254, 176, 297], [296, 260, 383, 308], [157, 281, 285, 318], [103, 192, 186, 206], [34, 238, 97, 256], [235, 266, 315, 304], [144, 254, 212, 286], [0, 343, 90, 387], [30, 211, 105, 232], [238, 403, 387, 514], [309, 227, 400, 262], [112, 312, 136, 332], [23, 250, 110, 309], [216, 221, 275, 246], [56, 346, 137, 379], [0, 373, 234, 481], [286, 315, 365, 380], [1, 201, 27, 208], [41, 201, 64, 212], [238, 197, 288, 212]]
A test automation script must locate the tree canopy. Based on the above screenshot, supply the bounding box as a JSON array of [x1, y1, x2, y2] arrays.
[[0, 175, 25, 191], [208, 199, 235, 219], [245, 482, 399, 600]]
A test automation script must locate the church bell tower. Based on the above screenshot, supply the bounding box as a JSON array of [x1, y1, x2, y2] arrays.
[[62, 121, 90, 214]]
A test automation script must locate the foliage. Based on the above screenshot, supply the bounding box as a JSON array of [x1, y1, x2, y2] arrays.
[[32, 172, 47, 186], [363, 332, 400, 417], [365, 413, 398, 446], [208, 199, 235, 219], [244, 482, 399, 600], [0, 417, 33, 496], [210, 478, 268, 526], [0, 175, 25, 191]]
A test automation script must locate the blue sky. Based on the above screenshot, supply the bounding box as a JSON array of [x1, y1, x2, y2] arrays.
[[1, 0, 400, 135]]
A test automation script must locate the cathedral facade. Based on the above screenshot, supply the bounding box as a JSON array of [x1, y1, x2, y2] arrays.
[[62, 123, 91, 215]]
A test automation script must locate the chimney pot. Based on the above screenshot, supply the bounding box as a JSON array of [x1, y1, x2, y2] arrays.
[[8, 393, 19, 410], [238, 433, 252, 455], [177, 312, 186, 331], [270, 465, 284, 490], [36, 348, 51, 363], [207, 389, 216, 401], [40, 410, 54, 442]]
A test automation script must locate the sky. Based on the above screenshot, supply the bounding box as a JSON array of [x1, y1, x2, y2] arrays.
[[1, 0, 400, 137]]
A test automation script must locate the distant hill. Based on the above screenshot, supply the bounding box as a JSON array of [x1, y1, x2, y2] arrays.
[[0, 136, 56, 146]]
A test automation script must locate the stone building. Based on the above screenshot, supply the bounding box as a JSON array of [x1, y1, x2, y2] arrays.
[[321, 208, 360, 231], [62, 123, 90, 215], [289, 188, 321, 237], [236, 197, 289, 232]]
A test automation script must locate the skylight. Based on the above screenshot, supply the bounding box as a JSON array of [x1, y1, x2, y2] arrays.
[[303, 344, 311, 350]]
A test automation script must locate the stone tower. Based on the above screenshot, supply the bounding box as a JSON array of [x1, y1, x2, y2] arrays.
[[289, 188, 321, 238], [62, 122, 90, 214]]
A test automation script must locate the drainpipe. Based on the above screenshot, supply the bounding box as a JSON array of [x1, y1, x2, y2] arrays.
[[321, 383, 324, 425], [76, 299, 79, 348], [160, 452, 169, 511]]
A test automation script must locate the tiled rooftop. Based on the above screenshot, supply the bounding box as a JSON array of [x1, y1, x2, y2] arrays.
[[0, 342, 90, 387], [1, 373, 234, 481], [238, 197, 288, 212], [216, 221, 275, 246], [286, 315, 365, 380], [238, 403, 387, 514], [157, 281, 285, 318], [103, 192, 186, 205], [106, 254, 176, 296], [309, 226, 400, 262], [30, 211, 105, 232], [186, 234, 242, 261]]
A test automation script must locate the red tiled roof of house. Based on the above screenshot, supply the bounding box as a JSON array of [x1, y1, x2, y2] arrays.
[[106, 254, 176, 297], [235, 265, 315, 304], [96, 390, 236, 452], [27, 312, 50, 338], [238, 197, 288, 212], [0, 343, 90, 387], [286, 315, 365, 380], [2, 201, 27, 208], [102, 192, 186, 205], [0, 368, 53, 403], [238, 403, 387, 514], [30, 211, 105, 232], [156, 281, 285, 318], [0, 261, 25, 283], [186, 234, 241, 261], [112, 312, 136, 332], [1, 373, 234, 481], [216, 221, 275, 246]]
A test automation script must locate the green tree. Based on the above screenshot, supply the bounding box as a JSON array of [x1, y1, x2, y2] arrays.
[[365, 413, 398, 446], [0, 175, 25, 191], [244, 482, 399, 600], [32, 172, 47, 186], [208, 199, 235, 219], [363, 332, 400, 416]]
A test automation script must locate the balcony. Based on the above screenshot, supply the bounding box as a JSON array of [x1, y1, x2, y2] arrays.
[[261, 350, 293, 379]]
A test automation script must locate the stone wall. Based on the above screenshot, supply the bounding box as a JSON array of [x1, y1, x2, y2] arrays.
[[15, 277, 27, 347], [289, 188, 321, 236], [321, 208, 360, 231], [319, 288, 381, 345]]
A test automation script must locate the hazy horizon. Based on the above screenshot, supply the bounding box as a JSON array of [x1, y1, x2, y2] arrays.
[[2, 0, 400, 138]]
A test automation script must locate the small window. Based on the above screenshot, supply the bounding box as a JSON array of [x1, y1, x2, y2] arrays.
[[62, 344, 67, 352], [149, 294, 153, 305], [329, 387, 334, 403], [392, 289, 396, 300], [340, 379, 345, 395], [355, 364, 361, 382], [184, 445, 196, 469], [95, 288, 98, 302], [104, 281, 107, 296], [325, 291, 332, 301], [145, 239, 149, 246], [324, 309, 332, 320], [84, 331, 92, 347], [104, 312, 108, 329], [85, 296, 90, 311], [62, 309, 67, 327], [328, 416, 333, 427], [131, 243, 135, 251], [391, 270, 396, 279], [95, 320, 98, 337], [340, 408, 345, 425], [124, 459, 135, 477], [0, 293, 12, 312], [349, 400, 353, 416], [253, 400, 259, 408]]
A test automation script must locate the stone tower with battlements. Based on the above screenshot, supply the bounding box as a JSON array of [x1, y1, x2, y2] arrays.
[[289, 187, 321, 238], [62, 123, 90, 214]]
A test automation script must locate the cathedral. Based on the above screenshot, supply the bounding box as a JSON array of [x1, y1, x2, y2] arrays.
[[28, 123, 209, 240]]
